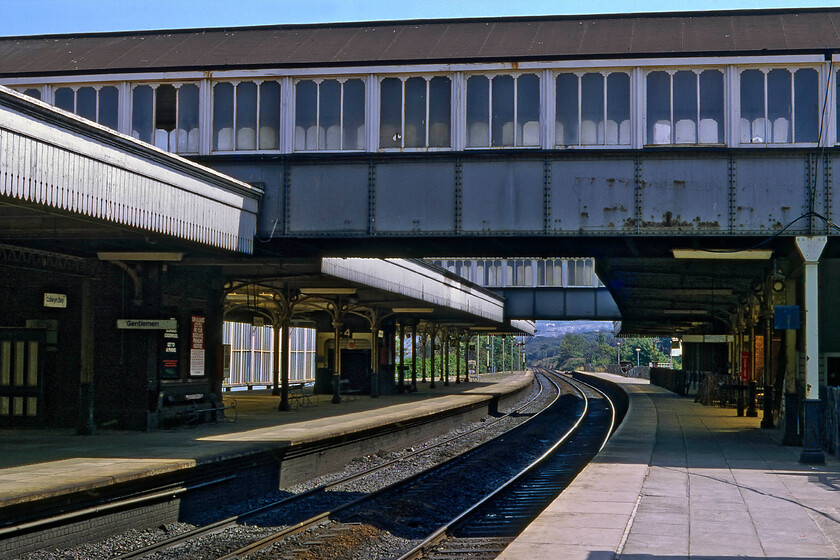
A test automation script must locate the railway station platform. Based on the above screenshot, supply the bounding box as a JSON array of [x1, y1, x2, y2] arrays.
[[0, 371, 531, 514], [499, 372, 840, 560]]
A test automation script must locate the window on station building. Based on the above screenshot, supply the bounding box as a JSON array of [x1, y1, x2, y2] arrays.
[[555, 72, 630, 146], [53, 85, 119, 130], [379, 76, 451, 149], [467, 73, 540, 148], [131, 83, 200, 153], [212, 80, 280, 151], [294, 78, 365, 151], [646, 70, 724, 145], [740, 68, 819, 144]]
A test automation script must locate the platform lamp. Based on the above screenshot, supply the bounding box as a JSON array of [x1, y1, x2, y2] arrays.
[[616, 341, 621, 369], [636, 347, 641, 368]]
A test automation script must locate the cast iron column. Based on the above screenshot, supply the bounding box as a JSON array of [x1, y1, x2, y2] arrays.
[[796, 236, 827, 463], [411, 323, 417, 391], [278, 317, 291, 411], [398, 322, 406, 393], [332, 319, 342, 404], [429, 329, 436, 389]]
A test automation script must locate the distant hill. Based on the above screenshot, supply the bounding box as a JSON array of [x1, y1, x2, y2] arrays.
[[534, 320, 614, 337]]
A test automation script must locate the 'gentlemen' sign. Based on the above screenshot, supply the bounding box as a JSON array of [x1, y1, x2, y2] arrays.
[[117, 319, 178, 330]]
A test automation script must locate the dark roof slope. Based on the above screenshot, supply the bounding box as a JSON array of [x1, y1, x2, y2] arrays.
[[2, 8, 839, 77]]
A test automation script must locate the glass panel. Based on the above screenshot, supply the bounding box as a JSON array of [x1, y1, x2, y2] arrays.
[[236, 81, 257, 150], [343, 79, 365, 150], [0, 396, 8, 416], [491, 74, 514, 147], [258, 81, 280, 150], [14, 342, 24, 386], [76, 87, 97, 121], [607, 73, 630, 145], [213, 82, 234, 150], [295, 80, 317, 150], [319, 80, 340, 150], [132, 85, 153, 143], [467, 75, 489, 147], [581, 73, 604, 144], [555, 73, 579, 145], [767, 69, 791, 143], [646, 71, 671, 144], [169, 84, 197, 153], [518, 73, 540, 146], [380, 78, 402, 148], [26, 397, 37, 417], [55, 87, 74, 112], [27, 341, 37, 386], [12, 397, 23, 416], [673, 71, 697, 143], [405, 77, 427, 148], [155, 84, 176, 131], [98, 86, 119, 130], [699, 70, 724, 144], [1, 341, 10, 385], [24, 88, 41, 100], [794, 69, 818, 143], [429, 76, 451, 147], [740, 69, 765, 143], [537, 260, 546, 285]]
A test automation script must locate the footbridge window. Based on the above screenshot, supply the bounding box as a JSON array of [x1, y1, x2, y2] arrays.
[[53, 85, 119, 130], [555, 72, 630, 146], [131, 83, 201, 153], [294, 78, 365, 151], [467, 73, 540, 148], [379, 76, 451, 149], [212, 81, 281, 151], [739, 67, 819, 144], [645, 69, 724, 145], [537, 259, 566, 286]]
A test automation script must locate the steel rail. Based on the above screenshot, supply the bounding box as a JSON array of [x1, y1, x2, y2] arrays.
[[396, 369, 615, 560], [112, 373, 549, 560], [214, 372, 564, 560]]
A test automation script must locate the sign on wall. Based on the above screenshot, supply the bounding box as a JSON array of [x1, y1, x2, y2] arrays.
[[190, 315, 205, 377], [43, 293, 67, 308], [117, 319, 178, 330]]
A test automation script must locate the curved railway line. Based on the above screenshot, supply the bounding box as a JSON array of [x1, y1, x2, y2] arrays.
[[101, 371, 558, 560], [18, 370, 621, 560]]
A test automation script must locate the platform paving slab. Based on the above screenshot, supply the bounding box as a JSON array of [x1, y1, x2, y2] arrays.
[[498, 373, 840, 560]]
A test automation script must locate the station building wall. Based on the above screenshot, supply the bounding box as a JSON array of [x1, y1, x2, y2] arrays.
[[0, 264, 224, 430]]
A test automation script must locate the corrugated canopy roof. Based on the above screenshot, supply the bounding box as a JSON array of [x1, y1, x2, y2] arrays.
[[1, 8, 839, 77]]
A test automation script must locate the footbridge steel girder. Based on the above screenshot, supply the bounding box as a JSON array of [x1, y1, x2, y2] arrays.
[[493, 287, 620, 321], [237, 150, 835, 242]]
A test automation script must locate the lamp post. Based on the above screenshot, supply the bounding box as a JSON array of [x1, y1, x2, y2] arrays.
[[616, 341, 621, 370], [636, 347, 641, 368]]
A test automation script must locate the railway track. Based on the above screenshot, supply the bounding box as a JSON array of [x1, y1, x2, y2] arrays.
[[192, 369, 613, 560], [400, 369, 615, 560], [95, 372, 556, 560]]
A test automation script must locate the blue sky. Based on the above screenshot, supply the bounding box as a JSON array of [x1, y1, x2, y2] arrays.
[[1, 0, 838, 36]]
